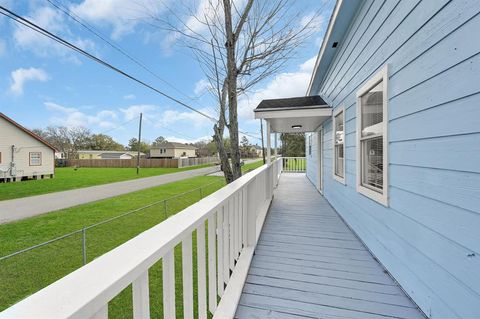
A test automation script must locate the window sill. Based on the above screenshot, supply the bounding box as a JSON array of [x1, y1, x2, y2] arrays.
[[333, 174, 346, 185], [357, 184, 388, 206]]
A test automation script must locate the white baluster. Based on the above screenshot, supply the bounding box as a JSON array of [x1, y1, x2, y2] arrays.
[[182, 236, 193, 319], [132, 271, 150, 319], [163, 249, 175, 319], [208, 213, 217, 312], [223, 204, 230, 284], [197, 223, 207, 319], [216, 208, 224, 296], [229, 198, 235, 269]]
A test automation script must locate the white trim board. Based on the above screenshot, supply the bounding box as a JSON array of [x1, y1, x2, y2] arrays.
[[355, 64, 389, 206]]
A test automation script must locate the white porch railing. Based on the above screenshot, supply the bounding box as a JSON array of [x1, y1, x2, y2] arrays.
[[282, 156, 306, 172], [0, 158, 282, 319]]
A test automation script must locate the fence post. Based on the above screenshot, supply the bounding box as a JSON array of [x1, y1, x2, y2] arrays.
[[82, 227, 87, 265], [199, 187, 203, 199], [164, 200, 167, 219]]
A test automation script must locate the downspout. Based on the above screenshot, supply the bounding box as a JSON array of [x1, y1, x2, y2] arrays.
[[10, 145, 16, 177]]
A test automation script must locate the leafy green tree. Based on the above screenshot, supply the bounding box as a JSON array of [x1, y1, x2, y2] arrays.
[[152, 136, 167, 146], [280, 133, 305, 157], [89, 134, 124, 151], [127, 138, 151, 154]]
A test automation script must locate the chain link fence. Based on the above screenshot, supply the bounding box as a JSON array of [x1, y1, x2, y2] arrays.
[[0, 179, 225, 311]]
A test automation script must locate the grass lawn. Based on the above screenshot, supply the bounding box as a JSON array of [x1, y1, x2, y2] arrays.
[[0, 175, 225, 317], [0, 160, 264, 316], [0, 164, 212, 201], [242, 159, 264, 172]]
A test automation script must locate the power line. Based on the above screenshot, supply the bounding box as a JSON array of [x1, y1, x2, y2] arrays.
[[0, 5, 261, 141], [44, 0, 205, 104], [0, 5, 217, 123], [96, 116, 139, 136]]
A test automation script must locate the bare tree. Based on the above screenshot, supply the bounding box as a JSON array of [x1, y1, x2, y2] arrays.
[[37, 126, 92, 159], [150, 0, 320, 183]]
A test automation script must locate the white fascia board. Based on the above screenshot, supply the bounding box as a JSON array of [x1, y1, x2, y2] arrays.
[[254, 108, 332, 120]]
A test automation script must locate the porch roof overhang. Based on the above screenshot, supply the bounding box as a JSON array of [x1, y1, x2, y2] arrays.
[[254, 95, 331, 133]]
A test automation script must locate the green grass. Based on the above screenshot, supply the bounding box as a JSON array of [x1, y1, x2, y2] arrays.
[[0, 175, 225, 317], [242, 159, 264, 172], [0, 164, 212, 201]]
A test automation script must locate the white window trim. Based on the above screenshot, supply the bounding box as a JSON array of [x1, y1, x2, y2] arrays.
[[332, 106, 346, 185], [356, 64, 389, 206]]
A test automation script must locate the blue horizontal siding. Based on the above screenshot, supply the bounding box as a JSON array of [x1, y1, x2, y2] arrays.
[[307, 0, 480, 317]]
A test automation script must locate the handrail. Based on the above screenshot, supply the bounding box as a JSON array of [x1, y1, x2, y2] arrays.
[[0, 158, 282, 319]]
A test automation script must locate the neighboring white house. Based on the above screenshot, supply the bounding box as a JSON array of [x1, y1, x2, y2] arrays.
[[0, 113, 56, 181], [77, 150, 146, 160], [150, 142, 197, 158]]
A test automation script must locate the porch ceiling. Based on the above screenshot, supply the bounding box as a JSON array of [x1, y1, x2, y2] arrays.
[[253, 95, 331, 133]]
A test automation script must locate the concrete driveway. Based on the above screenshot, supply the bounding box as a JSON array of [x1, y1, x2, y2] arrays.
[[0, 165, 220, 224]]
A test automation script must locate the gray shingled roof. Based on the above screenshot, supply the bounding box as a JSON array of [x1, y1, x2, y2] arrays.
[[254, 95, 328, 111], [151, 142, 197, 150]]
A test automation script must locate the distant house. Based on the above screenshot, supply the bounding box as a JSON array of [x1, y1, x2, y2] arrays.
[[0, 113, 57, 181], [251, 145, 263, 158], [150, 142, 197, 159], [77, 150, 146, 160]]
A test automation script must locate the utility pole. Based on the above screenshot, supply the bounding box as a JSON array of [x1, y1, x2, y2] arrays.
[[260, 119, 266, 164], [136, 113, 143, 175]]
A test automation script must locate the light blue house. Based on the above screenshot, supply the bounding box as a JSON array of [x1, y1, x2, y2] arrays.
[[301, 0, 480, 318]]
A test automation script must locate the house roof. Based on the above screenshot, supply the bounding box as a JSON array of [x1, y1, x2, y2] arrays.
[[0, 112, 58, 151], [254, 95, 328, 112], [307, 0, 363, 96], [151, 142, 197, 150]]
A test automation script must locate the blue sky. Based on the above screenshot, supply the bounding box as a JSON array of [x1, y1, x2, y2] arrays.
[[0, 0, 334, 146]]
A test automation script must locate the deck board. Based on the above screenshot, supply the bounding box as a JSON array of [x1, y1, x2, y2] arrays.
[[235, 173, 425, 319]]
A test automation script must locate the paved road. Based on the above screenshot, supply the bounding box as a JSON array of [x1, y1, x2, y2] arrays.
[[0, 165, 220, 224]]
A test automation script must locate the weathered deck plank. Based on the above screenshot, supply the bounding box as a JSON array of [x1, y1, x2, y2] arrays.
[[235, 173, 425, 319]]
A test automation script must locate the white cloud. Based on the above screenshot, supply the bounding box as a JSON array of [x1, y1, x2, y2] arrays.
[[156, 107, 214, 128], [13, 6, 95, 60], [123, 94, 136, 100], [193, 78, 212, 95], [163, 0, 245, 50], [300, 12, 326, 32], [165, 135, 211, 144], [45, 102, 117, 128], [120, 104, 158, 121], [70, 0, 165, 39], [10, 67, 49, 95], [238, 56, 317, 120]]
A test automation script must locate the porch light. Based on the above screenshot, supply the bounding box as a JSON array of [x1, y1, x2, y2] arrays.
[[292, 125, 302, 129]]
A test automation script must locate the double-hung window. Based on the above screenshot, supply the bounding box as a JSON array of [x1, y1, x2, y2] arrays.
[[356, 65, 388, 205], [29, 152, 42, 166], [332, 107, 345, 184]]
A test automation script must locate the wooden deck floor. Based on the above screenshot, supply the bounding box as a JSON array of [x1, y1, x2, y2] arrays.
[[235, 173, 425, 319]]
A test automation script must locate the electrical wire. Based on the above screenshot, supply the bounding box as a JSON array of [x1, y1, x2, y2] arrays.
[[0, 5, 217, 123], [0, 5, 261, 141], [44, 0, 206, 104]]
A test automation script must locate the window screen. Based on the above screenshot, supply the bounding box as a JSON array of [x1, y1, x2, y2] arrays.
[[334, 111, 344, 178], [360, 80, 384, 192], [29, 152, 42, 166], [361, 81, 383, 138]]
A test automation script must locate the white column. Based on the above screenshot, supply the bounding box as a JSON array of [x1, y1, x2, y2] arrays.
[[274, 133, 278, 158], [266, 121, 271, 164]]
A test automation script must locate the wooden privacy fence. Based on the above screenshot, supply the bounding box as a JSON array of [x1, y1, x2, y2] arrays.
[[64, 157, 219, 169]]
